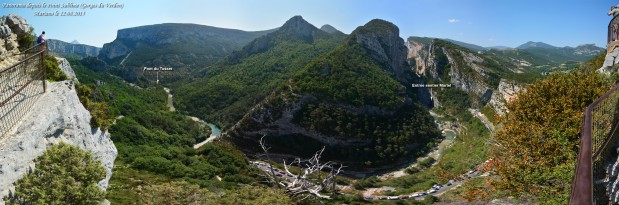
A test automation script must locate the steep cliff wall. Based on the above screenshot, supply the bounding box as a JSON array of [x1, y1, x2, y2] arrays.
[[47, 39, 101, 59], [407, 37, 497, 102], [0, 80, 117, 201]]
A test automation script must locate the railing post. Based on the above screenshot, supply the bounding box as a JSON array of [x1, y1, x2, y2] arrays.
[[41, 51, 46, 92]]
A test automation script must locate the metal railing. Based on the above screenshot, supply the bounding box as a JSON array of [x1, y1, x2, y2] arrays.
[[570, 83, 619, 205], [0, 42, 47, 138]]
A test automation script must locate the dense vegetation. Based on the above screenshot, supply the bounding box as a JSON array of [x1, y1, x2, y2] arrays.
[[16, 26, 36, 51], [294, 43, 405, 108], [175, 21, 342, 129], [4, 143, 106, 205], [290, 101, 442, 166], [491, 60, 610, 203], [75, 83, 115, 130], [43, 54, 68, 81], [230, 19, 444, 167], [70, 59, 262, 203], [137, 182, 292, 205]]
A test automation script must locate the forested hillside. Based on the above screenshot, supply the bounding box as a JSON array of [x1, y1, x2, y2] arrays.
[[174, 16, 344, 129]]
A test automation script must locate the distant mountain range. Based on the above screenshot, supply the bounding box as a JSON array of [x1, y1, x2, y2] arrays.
[[443, 39, 604, 53], [96, 23, 275, 84], [438, 39, 604, 65]]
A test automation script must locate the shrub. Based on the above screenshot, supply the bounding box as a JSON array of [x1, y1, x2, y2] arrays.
[[4, 143, 106, 204]]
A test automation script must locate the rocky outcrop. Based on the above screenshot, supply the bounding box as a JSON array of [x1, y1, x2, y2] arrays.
[[406, 38, 434, 76], [0, 61, 117, 202], [445, 49, 493, 100], [99, 40, 129, 60], [47, 39, 101, 59], [488, 79, 523, 116], [350, 20, 410, 83], [599, 47, 619, 74], [0, 14, 30, 68], [56, 57, 78, 81]]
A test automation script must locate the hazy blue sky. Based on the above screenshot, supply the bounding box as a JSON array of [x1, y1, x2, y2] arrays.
[[1, 0, 615, 48]]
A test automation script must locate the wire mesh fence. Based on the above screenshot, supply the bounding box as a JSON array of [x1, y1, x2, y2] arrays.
[[0, 43, 46, 138], [570, 84, 619, 205]]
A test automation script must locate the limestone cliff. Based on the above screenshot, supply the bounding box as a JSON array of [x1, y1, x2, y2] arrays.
[[0, 80, 117, 201], [47, 39, 101, 59], [407, 37, 506, 102], [599, 48, 619, 74], [0, 14, 30, 69]]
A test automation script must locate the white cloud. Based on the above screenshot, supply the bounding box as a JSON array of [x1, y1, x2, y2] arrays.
[[489, 38, 496, 42], [448, 19, 460, 23]]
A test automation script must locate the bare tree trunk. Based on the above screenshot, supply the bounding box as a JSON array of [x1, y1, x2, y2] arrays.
[[258, 142, 344, 201], [259, 135, 281, 189]]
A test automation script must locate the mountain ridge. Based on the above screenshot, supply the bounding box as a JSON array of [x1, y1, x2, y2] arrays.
[[174, 15, 344, 129], [96, 23, 275, 84], [225, 18, 441, 169]]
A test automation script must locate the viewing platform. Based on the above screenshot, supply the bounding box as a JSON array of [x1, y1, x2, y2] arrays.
[[0, 43, 47, 138]]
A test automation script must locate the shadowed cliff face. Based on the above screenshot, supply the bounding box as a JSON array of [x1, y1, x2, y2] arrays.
[[227, 19, 441, 170]]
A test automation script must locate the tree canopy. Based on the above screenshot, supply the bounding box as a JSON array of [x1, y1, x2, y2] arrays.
[[4, 143, 106, 205], [491, 67, 610, 204]]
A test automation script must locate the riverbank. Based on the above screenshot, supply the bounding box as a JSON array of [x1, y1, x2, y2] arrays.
[[162, 87, 221, 149]]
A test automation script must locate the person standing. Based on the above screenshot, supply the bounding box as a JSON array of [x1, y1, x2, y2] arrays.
[[37, 31, 46, 51]]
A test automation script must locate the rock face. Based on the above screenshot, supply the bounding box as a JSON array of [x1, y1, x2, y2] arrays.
[[47, 39, 101, 59], [605, 155, 619, 204], [351, 20, 410, 83], [0, 62, 117, 201], [406, 38, 434, 76], [0, 14, 30, 68], [407, 37, 498, 102], [599, 47, 619, 74], [56, 57, 78, 81], [488, 79, 523, 116]]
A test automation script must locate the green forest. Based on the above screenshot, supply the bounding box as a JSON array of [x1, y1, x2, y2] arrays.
[[69, 59, 264, 203], [174, 25, 343, 129]]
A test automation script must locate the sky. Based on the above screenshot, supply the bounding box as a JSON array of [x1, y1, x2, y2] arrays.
[[1, 0, 615, 48]]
